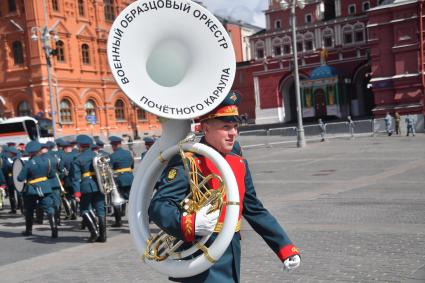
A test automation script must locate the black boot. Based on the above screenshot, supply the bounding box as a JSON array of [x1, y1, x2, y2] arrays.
[[55, 209, 61, 226], [96, 217, 107, 243], [21, 216, 33, 236], [121, 203, 126, 217], [111, 206, 122, 227], [82, 212, 99, 242], [48, 214, 58, 238], [35, 205, 44, 224], [9, 195, 17, 214], [70, 200, 77, 220]]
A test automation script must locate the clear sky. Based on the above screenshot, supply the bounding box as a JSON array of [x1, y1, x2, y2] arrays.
[[200, 0, 268, 28]]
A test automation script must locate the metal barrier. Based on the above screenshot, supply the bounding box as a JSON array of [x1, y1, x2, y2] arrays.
[[238, 118, 377, 149], [103, 118, 389, 155]]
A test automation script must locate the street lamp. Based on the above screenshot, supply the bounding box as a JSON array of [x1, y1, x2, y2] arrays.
[[30, 0, 59, 139], [280, 0, 306, 148]]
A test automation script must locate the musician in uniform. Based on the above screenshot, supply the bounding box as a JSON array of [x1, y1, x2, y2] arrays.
[[71, 135, 107, 242], [59, 141, 78, 220], [149, 92, 301, 282], [108, 136, 134, 227], [43, 141, 62, 226], [141, 137, 155, 160], [95, 138, 109, 156], [18, 141, 57, 238], [4, 146, 20, 214], [55, 138, 66, 162]]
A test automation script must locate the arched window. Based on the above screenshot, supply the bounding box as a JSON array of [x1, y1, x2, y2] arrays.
[[274, 20, 281, 30], [354, 23, 365, 42], [296, 34, 303, 52], [305, 14, 312, 24], [78, 0, 85, 16], [56, 40, 65, 62], [104, 0, 115, 21], [304, 33, 314, 51], [17, 101, 31, 116], [363, 1, 370, 11], [8, 0, 17, 12], [12, 41, 24, 65], [52, 0, 59, 11], [115, 99, 126, 121], [322, 28, 334, 48], [85, 99, 96, 120], [137, 108, 147, 121], [283, 36, 291, 54], [60, 99, 73, 123], [255, 41, 265, 59], [343, 25, 353, 45], [81, 44, 90, 65], [348, 4, 356, 15], [272, 38, 282, 57]]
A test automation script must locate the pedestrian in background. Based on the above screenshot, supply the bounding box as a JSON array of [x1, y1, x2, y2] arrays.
[[347, 116, 355, 139], [141, 137, 155, 160], [318, 118, 326, 142], [405, 114, 416, 136], [394, 112, 401, 135], [384, 112, 393, 136]]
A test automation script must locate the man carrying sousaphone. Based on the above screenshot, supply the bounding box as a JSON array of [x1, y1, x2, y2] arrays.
[[18, 141, 57, 238], [149, 92, 301, 282], [71, 135, 107, 243]]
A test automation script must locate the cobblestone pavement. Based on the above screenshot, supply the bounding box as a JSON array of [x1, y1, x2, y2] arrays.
[[0, 134, 424, 282]]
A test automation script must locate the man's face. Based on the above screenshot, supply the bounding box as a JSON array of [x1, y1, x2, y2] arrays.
[[202, 119, 238, 154], [111, 143, 120, 151]]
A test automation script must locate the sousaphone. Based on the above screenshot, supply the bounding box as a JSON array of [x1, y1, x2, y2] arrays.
[[107, 0, 238, 278]]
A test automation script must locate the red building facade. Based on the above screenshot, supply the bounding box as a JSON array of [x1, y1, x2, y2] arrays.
[[367, 0, 424, 124], [0, 0, 164, 139], [0, 0, 260, 139], [233, 0, 424, 128]]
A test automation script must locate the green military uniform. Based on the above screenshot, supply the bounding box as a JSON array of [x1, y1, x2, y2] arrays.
[[18, 141, 57, 238], [149, 92, 300, 282], [109, 136, 133, 227], [71, 135, 107, 242]]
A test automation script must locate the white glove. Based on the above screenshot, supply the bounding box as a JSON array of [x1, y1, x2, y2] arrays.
[[283, 255, 301, 271], [194, 204, 219, 236]]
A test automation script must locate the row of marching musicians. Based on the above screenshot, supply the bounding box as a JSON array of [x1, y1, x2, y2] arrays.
[[14, 135, 135, 242]]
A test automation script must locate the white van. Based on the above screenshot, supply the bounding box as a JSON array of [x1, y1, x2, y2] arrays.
[[0, 116, 48, 145]]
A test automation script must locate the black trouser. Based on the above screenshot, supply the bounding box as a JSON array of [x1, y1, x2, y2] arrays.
[[7, 185, 17, 212]]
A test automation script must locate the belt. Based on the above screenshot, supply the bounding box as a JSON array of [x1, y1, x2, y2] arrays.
[[28, 177, 48, 184], [82, 172, 96, 178], [114, 167, 132, 174], [214, 219, 241, 233]]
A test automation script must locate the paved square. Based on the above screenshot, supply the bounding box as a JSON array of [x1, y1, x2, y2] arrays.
[[0, 134, 424, 282]]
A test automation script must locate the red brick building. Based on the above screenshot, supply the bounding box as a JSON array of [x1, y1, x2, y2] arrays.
[[233, 0, 424, 128], [0, 0, 260, 139], [0, 0, 164, 139], [368, 0, 424, 123]]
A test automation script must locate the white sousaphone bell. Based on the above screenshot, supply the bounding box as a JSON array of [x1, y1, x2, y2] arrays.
[[107, 0, 239, 278]]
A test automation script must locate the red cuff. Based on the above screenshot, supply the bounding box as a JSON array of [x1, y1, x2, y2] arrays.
[[181, 214, 195, 242], [74, 192, 81, 198], [277, 244, 300, 261]]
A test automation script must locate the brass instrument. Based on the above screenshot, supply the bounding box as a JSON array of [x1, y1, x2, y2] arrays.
[[93, 153, 125, 208], [144, 143, 225, 262], [54, 172, 72, 217]]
